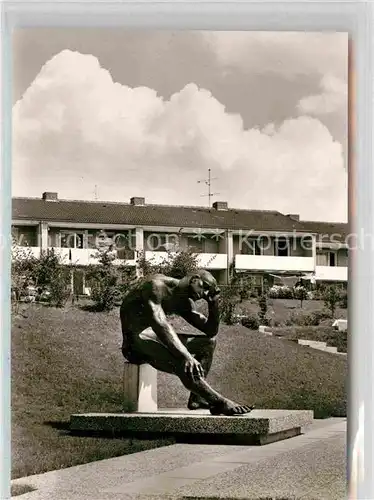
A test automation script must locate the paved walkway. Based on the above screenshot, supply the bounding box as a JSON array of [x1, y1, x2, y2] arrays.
[[11, 418, 346, 500]]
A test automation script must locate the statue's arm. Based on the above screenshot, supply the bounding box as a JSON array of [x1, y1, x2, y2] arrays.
[[181, 296, 220, 338], [145, 288, 194, 362]]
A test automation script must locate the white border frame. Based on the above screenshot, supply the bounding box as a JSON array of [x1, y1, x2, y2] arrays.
[[1, 1, 371, 498]]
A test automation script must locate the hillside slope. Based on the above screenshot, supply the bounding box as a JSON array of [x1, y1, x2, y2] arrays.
[[160, 318, 347, 417], [12, 304, 346, 478]]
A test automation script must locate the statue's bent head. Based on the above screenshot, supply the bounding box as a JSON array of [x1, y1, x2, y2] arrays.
[[185, 269, 220, 301]]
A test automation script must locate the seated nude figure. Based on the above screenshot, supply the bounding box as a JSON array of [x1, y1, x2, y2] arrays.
[[120, 269, 254, 416]]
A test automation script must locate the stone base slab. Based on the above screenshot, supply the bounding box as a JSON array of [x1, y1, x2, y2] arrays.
[[70, 409, 313, 445]]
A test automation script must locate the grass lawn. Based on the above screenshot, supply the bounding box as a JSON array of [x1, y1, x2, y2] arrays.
[[236, 298, 347, 326], [12, 299, 347, 479], [161, 315, 347, 419], [272, 326, 347, 353], [233, 298, 348, 352], [11, 304, 174, 479]]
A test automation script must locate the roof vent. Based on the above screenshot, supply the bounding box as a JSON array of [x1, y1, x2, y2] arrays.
[[42, 192, 58, 202], [130, 197, 145, 206], [213, 201, 228, 211]]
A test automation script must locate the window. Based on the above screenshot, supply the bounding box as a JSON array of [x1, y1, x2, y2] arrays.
[[329, 252, 336, 267], [60, 232, 83, 249], [316, 251, 328, 266], [95, 230, 113, 249], [187, 236, 204, 253], [12, 226, 37, 247], [316, 251, 337, 266], [275, 237, 289, 257], [242, 238, 262, 256], [87, 233, 97, 249], [148, 233, 179, 251]]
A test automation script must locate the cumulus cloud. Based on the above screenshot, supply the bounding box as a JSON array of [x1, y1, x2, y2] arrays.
[[297, 74, 348, 116], [202, 31, 348, 81], [12, 49, 347, 222]]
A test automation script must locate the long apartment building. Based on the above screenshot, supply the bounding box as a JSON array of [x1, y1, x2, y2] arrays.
[[12, 192, 348, 293]]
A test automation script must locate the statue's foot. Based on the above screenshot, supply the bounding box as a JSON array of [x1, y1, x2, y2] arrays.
[[187, 394, 210, 410], [209, 402, 255, 416]]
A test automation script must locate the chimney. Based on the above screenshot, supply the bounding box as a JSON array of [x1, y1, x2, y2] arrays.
[[130, 197, 145, 206], [287, 214, 300, 221], [213, 201, 228, 211], [42, 192, 58, 202]]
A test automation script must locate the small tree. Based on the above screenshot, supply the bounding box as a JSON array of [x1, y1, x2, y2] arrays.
[[136, 250, 162, 278], [340, 288, 348, 309], [218, 271, 246, 325], [294, 285, 308, 308], [257, 294, 269, 325], [137, 248, 201, 279], [219, 282, 240, 325], [162, 249, 201, 279], [322, 284, 342, 318], [86, 247, 131, 312]]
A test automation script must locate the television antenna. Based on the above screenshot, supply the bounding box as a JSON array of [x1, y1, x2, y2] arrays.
[[197, 169, 219, 207]]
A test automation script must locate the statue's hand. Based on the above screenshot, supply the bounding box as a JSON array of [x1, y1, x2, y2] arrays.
[[205, 288, 221, 304], [184, 356, 205, 380]]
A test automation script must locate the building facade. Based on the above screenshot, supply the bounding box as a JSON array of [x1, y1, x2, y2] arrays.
[[11, 192, 348, 293]]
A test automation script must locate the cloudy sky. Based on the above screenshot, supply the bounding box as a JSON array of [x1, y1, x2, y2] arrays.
[[12, 29, 348, 222]]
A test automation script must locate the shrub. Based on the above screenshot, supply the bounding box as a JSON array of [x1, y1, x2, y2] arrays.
[[311, 310, 332, 324], [11, 246, 72, 308], [241, 314, 260, 330], [239, 287, 251, 301], [32, 249, 72, 307], [268, 286, 279, 299], [86, 248, 131, 311], [286, 309, 331, 327], [268, 285, 294, 299], [237, 274, 257, 301], [11, 243, 38, 311]]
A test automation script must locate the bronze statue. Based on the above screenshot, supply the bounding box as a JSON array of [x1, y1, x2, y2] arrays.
[[120, 270, 254, 416]]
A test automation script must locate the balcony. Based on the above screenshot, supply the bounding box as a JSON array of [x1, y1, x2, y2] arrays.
[[145, 251, 228, 270], [315, 266, 347, 282], [12, 246, 41, 259], [11, 246, 136, 267], [61, 248, 137, 267], [235, 255, 315, 273]]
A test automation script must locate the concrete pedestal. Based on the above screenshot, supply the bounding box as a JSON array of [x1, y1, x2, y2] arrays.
[[123, 362, 157, 412], [70, 409, 314, 445]]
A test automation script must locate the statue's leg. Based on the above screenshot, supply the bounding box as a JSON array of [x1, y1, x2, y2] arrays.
[[131, 329, 254, 415], [186, 335, 216, 374], [184, 335, 216, 410]]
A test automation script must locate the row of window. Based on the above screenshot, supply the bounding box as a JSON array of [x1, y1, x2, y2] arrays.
[[11, 227, 344, 265]]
